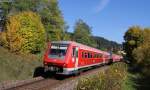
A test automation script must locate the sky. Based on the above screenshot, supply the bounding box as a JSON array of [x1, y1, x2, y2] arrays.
[[58, 0, 150, 43]]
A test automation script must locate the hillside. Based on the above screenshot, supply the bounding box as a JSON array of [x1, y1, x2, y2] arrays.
[[93, 36, 122, 51], [67, 32, 122, 51], [0, 47, 42, 82]]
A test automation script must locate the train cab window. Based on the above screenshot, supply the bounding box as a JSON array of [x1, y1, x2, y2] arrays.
[[49, 43, 68, 59]]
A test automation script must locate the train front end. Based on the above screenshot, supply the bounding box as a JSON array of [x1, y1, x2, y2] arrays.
[[43, 41, 70, 75]]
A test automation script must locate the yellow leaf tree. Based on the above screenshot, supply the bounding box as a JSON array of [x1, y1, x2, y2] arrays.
[[0, 11, 46, 54]]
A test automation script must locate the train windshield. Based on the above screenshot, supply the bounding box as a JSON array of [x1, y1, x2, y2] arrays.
[[49, 44, 68, 60]]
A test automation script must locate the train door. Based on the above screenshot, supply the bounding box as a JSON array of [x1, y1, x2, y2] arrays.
[[72, 47, 79, 70]]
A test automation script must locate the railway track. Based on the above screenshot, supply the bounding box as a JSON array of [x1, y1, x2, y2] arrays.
[[1, 65, 109, 90], [7, 78, 60, 90]]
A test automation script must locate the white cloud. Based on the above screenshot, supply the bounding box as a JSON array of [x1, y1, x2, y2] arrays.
[[94, 0, 110, 13]]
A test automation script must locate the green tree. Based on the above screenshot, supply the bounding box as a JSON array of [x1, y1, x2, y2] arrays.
[[0, 11, 46, 54], [37, 0, 67, 41], [0, 0, 68, 41], [73, 19, 96, 47], [123, 26, 143, 63], [0, 1, 13, 29], [0, 0, 38, 27]]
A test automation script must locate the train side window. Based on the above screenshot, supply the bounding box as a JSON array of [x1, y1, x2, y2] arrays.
[[85, 52, 87, 58], [88, 52, 92, 58], [97, 54, 99, 58], [99, 54, 103, 58], [76, 48, 78, 57], [94, 54, 97, 58], [99, 54, 102, 58], [88, 52, 90, 58], [82, 52, 84, 58], [90, 53, 93, 58], [98, 54, 100, 58]]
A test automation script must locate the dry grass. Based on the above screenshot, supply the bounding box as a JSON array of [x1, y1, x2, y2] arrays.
[[0, 47, 42, 82], [76, 62, 132, 90]]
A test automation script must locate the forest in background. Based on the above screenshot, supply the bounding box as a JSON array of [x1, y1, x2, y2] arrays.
[[0, 0, 121, 54]]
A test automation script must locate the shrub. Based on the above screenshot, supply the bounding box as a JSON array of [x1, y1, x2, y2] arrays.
[[0, 11, 46, 54], [132, 44, 150, 74], [76, 63, 129, 90]]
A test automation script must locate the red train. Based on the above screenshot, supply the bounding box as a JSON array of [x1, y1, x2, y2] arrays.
[[43, 41, 123, 75]]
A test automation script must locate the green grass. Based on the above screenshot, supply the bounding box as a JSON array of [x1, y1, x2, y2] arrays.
[[0, 47, 42, 82], [122, 74, 136, 90]]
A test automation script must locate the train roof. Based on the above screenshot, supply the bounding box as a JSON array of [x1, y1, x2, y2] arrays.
[[51, 41, 73, 45], [51, 41, 103, 53]]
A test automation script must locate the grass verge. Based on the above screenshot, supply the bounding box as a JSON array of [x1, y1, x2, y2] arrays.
[[0, 47, 42, 82], [76, 62, 134, 90]]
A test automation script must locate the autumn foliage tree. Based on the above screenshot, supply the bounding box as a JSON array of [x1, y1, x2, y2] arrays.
[[123, 26, 143, 63], [127, 28, 150, 89], [0, 11, 46, 54], [132, 29, 150, 72]]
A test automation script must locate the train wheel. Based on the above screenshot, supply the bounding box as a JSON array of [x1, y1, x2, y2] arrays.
[[33, 67, 44, 77], [74, 70, 80, 76], [108, 59, 113, 65]]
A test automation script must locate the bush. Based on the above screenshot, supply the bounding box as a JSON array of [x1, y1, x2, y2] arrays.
[[132, 44, 150, 75], [0, 11, 46, 54], [76, 63, 129, 90]]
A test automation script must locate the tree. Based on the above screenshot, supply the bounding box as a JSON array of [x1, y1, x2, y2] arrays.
[[132, 29, 150, 89], [0, 0, 68, 41], [37, 0, 67, 41], [132, 28, 150, 68], [0, 11, 46, 54], [0, 0, 38, 28], [73, 19, 96, 47], [93, 36, 122, 52], [0, 1, 13, 30], [142, 28, 150, 44], [123, 26, 143, 63]]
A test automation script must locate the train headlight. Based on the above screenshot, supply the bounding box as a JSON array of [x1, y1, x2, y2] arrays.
[[44, 62, 47, 65], [63, 63, 67, 67]]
